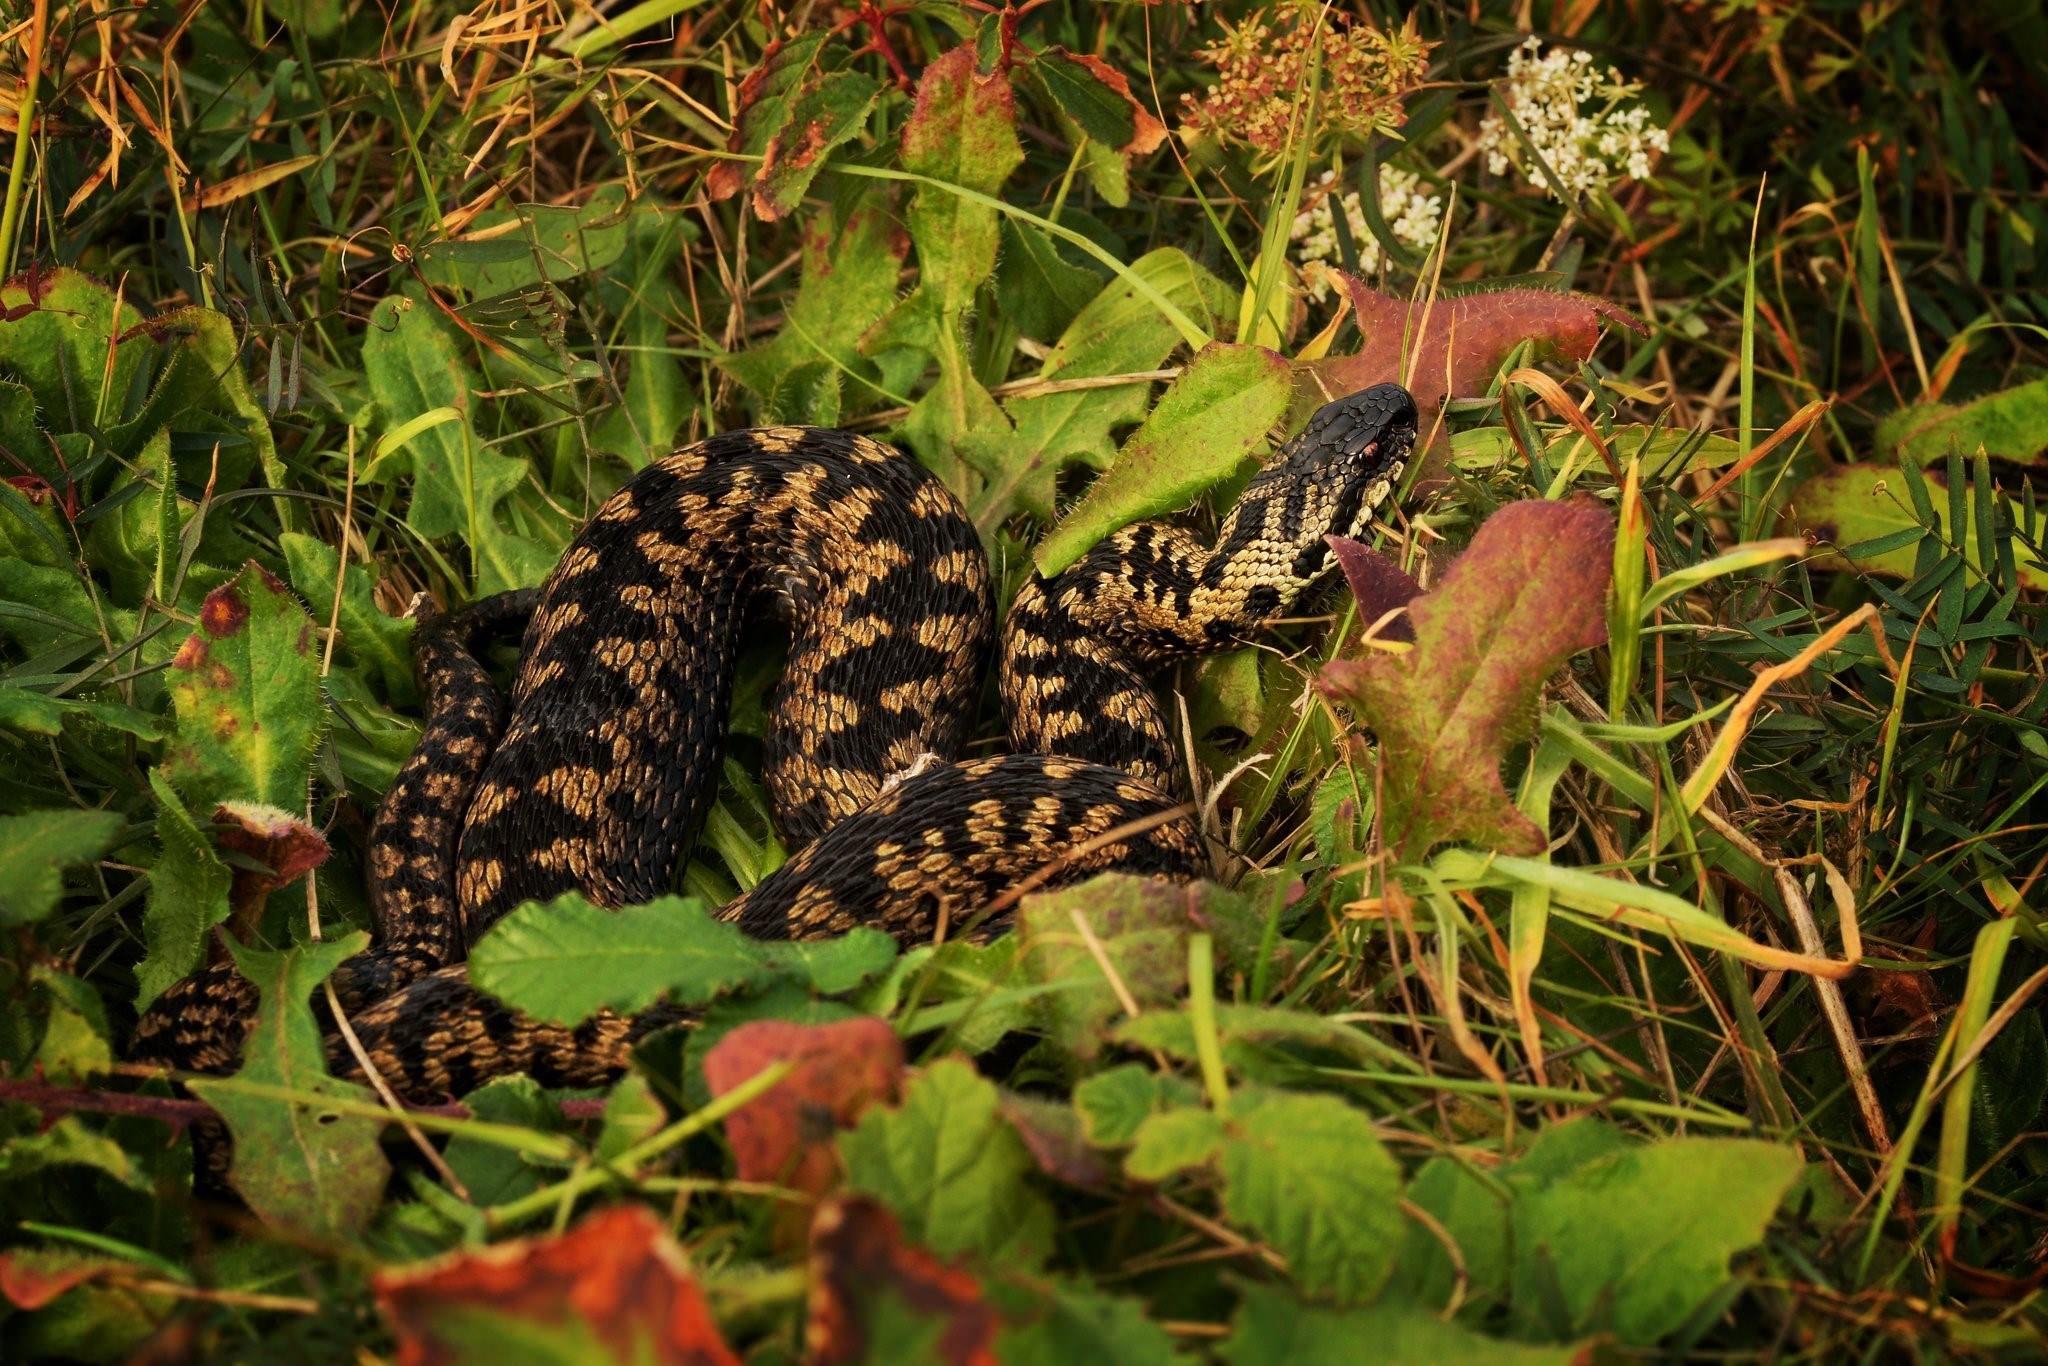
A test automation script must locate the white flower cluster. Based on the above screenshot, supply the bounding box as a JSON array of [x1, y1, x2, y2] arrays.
[[1476, 37, 1670, 198], [1291, 166, 1445, 301]]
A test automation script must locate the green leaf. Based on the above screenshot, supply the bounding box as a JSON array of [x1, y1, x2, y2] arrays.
[[1321, 500, 1614, 860], [1073, 1064, 1201, 1146], [1223, 1284, 1585, 1366], [1390, 1155, 1512, 1310], [467, 894, 774, 1024], [0, 267, 148, 435], [1792, 462, 2045, 589], [993, 219, 1106, 342], [1217, 1088, 1404, 1303], [1017, 872, 1200, 1059], [717, 196, 906, 424], [0, 1116, 146, 1189], [279, 532, 417, 703], [703, 32, 832, 205], [160, 562, 326, 812], [105, 308, 275, 493], [1879, 376, 2048, 466], [361, 294, 553, 594], [751, 70, 882, 220], [592, 212, 695, 466], [839, 1057, 1053, 1265], [0, 808, 123, 925], [188, 933, 391, 1239], [1124, 1106, 1224, 1181], [594, 1071, 665, 1166], [992, 1280, 1176, 1366], [1034, 342, 1292, 575], [415, 185, 635, 294], [760, 928, 898, 995], [135, 769, 231, 1010], [30, 966, 115, 1082], [440, 1074, 563, 1206], [1509, 1136, 1802, 1346]]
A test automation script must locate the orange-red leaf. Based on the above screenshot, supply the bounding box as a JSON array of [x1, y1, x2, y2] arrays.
[[373, 1204, 739, 1366], [702, 1017, 903, 1198], [1308, 279, 1644, 418], [806, 1196, 1000, 1366], [213, 799, 330, 937]]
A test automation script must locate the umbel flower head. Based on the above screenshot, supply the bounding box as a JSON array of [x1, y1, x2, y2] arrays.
[[1477, 37, 1670, 199], [1181, 4, 1433, 168], [1292, 166, 1445, 301]]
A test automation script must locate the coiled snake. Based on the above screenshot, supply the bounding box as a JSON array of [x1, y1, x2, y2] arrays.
[[131, 383, 1417, 1129]]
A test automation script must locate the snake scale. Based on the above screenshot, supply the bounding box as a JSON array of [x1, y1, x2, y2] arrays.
[[130, 383, 1417, 1124]]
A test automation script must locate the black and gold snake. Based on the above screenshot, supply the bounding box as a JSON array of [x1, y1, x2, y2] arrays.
[[130, 383, 1417, 1117]]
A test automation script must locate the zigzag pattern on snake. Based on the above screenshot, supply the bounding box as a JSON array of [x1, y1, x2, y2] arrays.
[[130, 383, 1418, 1112]]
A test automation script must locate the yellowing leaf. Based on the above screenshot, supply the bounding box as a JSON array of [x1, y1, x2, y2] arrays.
[[183, 155, 321, 211]]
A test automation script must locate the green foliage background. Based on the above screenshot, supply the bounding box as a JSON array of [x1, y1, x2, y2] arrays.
[[0, 1, 2043, 1359]]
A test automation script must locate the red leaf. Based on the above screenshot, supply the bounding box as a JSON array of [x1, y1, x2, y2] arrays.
[[704, 33, 829, 205], [1327, 535, 1422, 643], [213, 800, 330, 937], [1307, 280, 1646, 417], [374, 1204, 739, 1366], [806, 1197, 1000, 1366], [1321, 499, 1613, 860], [702, 1017, 902, 1199], [0, 1250, 123, 1310]]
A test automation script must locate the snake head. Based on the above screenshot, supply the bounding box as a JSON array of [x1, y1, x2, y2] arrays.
[[1217, 382, 1419, 589]]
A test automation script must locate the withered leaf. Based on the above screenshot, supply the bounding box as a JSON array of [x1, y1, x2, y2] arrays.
[[1321, 500, 1612, 860], [806, 1196, 1001, 1366], [374, 1203, 739, 1366], [213, 800, 329, 940], [702, 1016, 903, 1200]]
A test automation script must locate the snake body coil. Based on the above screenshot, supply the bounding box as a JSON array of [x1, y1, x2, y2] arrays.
[[132, 384, 1417, 1112]]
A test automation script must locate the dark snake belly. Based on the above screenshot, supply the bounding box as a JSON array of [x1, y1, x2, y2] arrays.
[[130, 385, 1417, 1115]]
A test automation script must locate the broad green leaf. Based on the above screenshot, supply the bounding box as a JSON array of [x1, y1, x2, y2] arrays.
[[594, 1071, 665, 1166], [0, 1116, 145, 1189], [188, 933, 391, 1239], [105, 308, 279, 493], [160, 562, 326, 812], [983, 247, 1232, 526], [1389, 1155, 1512, 1310], [279, 531, 417, 703], [1034, 342, 1292, 575], [1322, 500, 1613, 859], [1223, 1284, 1584, 1365], [468, 894, 775, 1024], [1073, 1064, 1200, 1146], [993, 219, 1105, 342], [1879, 377, 2048, 466], [0, 808, 123, 924], [1509, 1136, 1802, 1346], [718, 197, 906, 425], [1032, 50, 1166, 209], [1217, 1088, 1404, 1303], [839, 1057, 1053, 1264], [1790, 462, 2046, 589], [1452, 422, 1744, 477], [135, 769, 231, 1009], [30, 966, 115, 1082], [362, 294, 553, 594], [991, 1280, 1176, 1365], [1124, 1106, 1224, 1181], [761, 928, 898, 995], [441, 1075, 563, 1206], [0, 267, 148, 435], [1017, 873, 1197, 1059]]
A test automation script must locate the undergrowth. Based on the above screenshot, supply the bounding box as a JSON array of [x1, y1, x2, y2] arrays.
[[0, 1, 2043, 1360]]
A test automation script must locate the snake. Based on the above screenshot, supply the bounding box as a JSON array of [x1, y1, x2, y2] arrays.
[[129, 382, 1417, 1125]]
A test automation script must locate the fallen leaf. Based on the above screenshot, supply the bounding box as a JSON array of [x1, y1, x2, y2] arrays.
[[1306, 280, 1644, 419], [806, 1196, 1001, 1366], [702, 1017, 903, 1201], [374, 1204, 740, 1366], [1321, 499, 1613, 860]]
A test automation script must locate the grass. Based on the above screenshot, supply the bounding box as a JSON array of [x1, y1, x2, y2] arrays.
[[0, 1, 2043, 1360]]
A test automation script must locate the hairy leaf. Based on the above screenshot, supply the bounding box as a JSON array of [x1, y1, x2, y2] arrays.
[[136, 770, 231, 1009], [1509, 1137, 1802, 1346], [1035, 342, 1292, 575], [1321, 499, 1613, 859], [188, 933, 390, 1239], [0, 267, 148, 443], [1880, 377, 2048, 467], [839, 1057, 1053, 1265], [1017, 873, 1204, 1059], [161, 562, 326, 812], [374, 1203, 739, 1365], [279, 531, 417, 703]]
